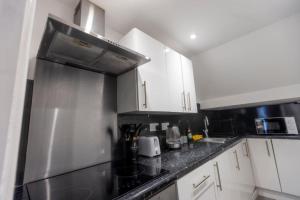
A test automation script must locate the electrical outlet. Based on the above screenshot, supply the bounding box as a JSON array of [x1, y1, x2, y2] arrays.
[[150, 123, 159, 132], [161, 122, 169, 131]]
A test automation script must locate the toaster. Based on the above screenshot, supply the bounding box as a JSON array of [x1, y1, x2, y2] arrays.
[[138, 136, 161, 157]]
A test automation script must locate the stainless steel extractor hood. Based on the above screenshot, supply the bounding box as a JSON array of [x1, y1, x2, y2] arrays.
[[37, 14, 150, 76], [74, 0, 106, 37]]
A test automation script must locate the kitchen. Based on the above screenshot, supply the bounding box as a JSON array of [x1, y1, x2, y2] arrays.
[[1, 0, 300, 200]]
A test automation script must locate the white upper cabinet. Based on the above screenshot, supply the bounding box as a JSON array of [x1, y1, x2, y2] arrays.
[[117, 28, 197, 113], [181, 55, 197, 113], [247, 139, 281, 192], [272, 139, 300, 197], [118, 28, 169, 112], [165, 48, 185, 112]]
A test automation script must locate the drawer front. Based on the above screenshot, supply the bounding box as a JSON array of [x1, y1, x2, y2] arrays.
[[177, 161, 214, 200], [194, 184, 216, 200]]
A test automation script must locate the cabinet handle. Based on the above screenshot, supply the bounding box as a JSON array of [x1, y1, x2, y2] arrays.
[[193, 175, 210, 189], [182, 91, 186, 111], [187, 92, 191, 111], [243, 142, 249, 157], [214, 162, 223, 191], [265, 140, 271, 157], [142, 81, 147, 108], [233, 150, 240, 170]]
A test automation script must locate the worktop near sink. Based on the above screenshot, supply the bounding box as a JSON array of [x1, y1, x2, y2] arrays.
[[117, 137, 242, 200], [118, 134, 300, 200], [246, 134, 300, 140]]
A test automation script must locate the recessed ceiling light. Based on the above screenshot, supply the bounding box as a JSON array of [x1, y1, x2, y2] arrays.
[[190, 34, 197, 40], [164, 48, 170, 53]]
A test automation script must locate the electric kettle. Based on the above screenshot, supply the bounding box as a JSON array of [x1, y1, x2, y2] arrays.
[[166, 125, 181, 149]]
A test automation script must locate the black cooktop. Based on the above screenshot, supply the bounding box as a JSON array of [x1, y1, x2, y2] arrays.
[[26, 161, 168, 200]]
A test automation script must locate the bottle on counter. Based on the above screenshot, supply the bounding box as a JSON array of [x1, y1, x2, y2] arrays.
[[186, 128, 193, 143]]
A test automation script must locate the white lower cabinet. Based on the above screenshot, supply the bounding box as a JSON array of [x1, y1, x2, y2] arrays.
[[149, 184, 177, 200], [194, 184, 216, 200], [177, 140, 255, 200], [212, 141, 255, 200], [272, 139, 300, 197], [177, 138, 300, 200], [177, 161, 217, 200], [212, 147, 239, 200], [212, 143, 254, 200], [236, 140, 256, 200], [247, 138, 281, 192]]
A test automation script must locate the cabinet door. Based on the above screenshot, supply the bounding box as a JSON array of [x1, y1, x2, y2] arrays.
[[236, 140, 255, 200], [149, 184, 177, 200], [165, 48, 185, 112], [120, 28, 169, 112], [181, 55, 197, 113], [212, 149, 240, 200], [247, 139, 281, 192], [177, 161, 215, 200], [272, 139, 300, 196]]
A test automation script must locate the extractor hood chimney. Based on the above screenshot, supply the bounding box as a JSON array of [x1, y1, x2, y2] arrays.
[[74, 0, 105, 37], [36, 1, 150, 76]]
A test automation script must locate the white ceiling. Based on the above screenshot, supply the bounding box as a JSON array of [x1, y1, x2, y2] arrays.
[[88, 0, 300, 57]]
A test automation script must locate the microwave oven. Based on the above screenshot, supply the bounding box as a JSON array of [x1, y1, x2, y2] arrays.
[[255, 117, 298, 135]]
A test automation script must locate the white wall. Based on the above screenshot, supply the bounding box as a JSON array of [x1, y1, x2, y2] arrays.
[[28, 0, 123, 79], [105, 26, 123, 42], [0, 0, 36, 199], [192, 13, 300, 109]]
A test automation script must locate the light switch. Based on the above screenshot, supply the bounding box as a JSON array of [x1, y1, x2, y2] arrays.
[[161, 122, 169, 131], [150, 123, 159, 132]]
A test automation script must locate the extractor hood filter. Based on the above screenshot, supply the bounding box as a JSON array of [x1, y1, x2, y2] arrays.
[[37, 15, 150, 75]]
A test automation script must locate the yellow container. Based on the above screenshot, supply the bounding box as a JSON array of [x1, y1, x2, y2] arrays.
[[192, 134, 203, 141]]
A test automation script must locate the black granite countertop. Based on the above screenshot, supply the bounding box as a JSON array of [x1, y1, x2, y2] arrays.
[[246, 134, 300, 140], [116, 136, 243, 200], [14, 137, 242, 200], [16, 135, 300, 200], [118, 134, 300, 200]]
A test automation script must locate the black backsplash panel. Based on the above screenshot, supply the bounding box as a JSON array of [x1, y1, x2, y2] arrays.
[[118, 113, 206, 154], [118, 113, 205, 134], [203, 102, 300, 136], [118, 102, 300, 138]]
